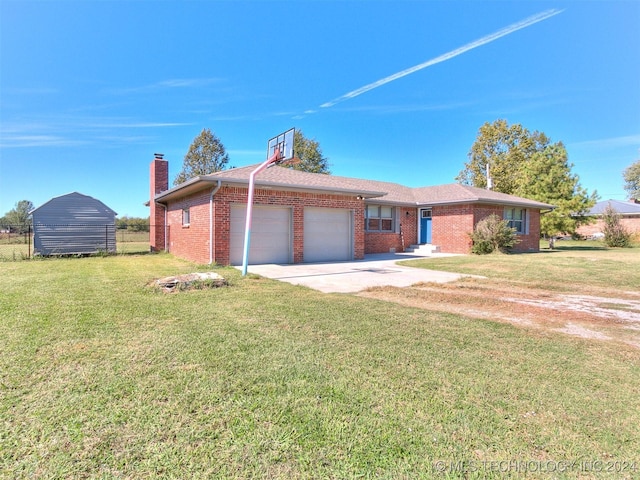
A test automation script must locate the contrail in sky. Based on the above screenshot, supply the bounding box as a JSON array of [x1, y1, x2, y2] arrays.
[[319, 9, 564, 109]]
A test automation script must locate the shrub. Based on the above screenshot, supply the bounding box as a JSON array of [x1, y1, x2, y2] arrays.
[[470, 214, 519, 254], [602, 204, 632, 248]]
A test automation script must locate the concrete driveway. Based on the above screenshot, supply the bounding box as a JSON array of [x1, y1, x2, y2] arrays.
[[241, 252, 478, 293]]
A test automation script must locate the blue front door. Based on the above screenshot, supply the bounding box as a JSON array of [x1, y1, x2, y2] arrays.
[[420, 209, 432, 244]]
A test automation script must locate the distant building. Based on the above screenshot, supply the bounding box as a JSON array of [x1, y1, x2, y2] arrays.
[[577, 199, 640, 238], [30, 192, 118, 256]]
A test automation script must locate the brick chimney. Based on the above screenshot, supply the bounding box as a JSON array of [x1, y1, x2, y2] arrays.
[[150, 153, 168, 252]]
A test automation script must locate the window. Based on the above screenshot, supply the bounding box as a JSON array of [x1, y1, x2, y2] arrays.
[[182, 207, 190, 227], [366, 205, 394, 232], [505, 207, 526, 234]]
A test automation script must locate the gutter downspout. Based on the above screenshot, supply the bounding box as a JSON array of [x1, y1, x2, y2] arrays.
[[209, 180, 222, 265]]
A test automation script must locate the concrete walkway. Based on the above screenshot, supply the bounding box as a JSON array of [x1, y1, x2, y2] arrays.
[[241, 252, 479, 293]]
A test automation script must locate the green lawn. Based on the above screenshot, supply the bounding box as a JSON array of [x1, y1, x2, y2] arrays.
[[400, 240, 640, 294], [1, 250, 639, 478]]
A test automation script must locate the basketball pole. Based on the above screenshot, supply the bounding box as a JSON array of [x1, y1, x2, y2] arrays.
[[241, 148, 281, 276]]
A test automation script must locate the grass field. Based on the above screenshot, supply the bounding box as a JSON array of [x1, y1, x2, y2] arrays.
[[1, 247, 639, 478], [401, 240, 640, 293]]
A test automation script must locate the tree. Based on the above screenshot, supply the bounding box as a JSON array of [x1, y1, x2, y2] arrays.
[[457, 119, 597, 236], [514, 143, 598, 236], [174, 128, 230, 186], [3, 200, 34, 232], [116, 216, 149, 232], [602, 204, 632, 247], [623, 159, 640, 200], [456, 119, 550, 194], [290, 130, 330, 174]]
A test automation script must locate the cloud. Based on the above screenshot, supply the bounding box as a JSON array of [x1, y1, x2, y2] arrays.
[[93, 122, 192, 129], [0, 135, 88, 148], [571, 134, 640, 149], [335, 101, 477, 115], [0, 118, 191, 148], [320, 9, 564, 109], [107, 78, 223, 95]]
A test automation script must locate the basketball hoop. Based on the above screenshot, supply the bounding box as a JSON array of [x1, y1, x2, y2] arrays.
[[267, 128, 294, 162], [242, 128, 295, 275]]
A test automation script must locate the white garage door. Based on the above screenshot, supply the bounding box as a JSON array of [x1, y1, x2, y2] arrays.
[[304, 207, 353, 263], [230, 205, 292, 265]]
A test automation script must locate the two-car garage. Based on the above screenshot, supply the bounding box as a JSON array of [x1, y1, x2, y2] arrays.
[[229, 205, 353, 265]]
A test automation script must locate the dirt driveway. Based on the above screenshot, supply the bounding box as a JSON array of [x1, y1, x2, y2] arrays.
[[247, 252, 640, 349], [360, 280, 640, 350]]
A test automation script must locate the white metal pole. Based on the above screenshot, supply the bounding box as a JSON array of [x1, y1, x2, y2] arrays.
[[241, 149, 280, 276]]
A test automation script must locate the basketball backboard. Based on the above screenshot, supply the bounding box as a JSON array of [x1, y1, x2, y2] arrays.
[[267, 128, 294, 162]]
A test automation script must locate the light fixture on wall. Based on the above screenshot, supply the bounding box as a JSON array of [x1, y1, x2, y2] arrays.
[[356, 195, 364, 200]]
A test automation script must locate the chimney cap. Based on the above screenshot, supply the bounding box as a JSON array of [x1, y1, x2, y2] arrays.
[[154, 153, 165, 159]]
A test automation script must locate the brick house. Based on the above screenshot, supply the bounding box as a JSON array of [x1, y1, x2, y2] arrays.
[[149, 155, 553, 265], [576, 199, 640, 238]]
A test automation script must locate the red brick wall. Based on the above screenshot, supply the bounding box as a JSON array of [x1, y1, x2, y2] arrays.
[[149, 158, 168, 252], [164, 185, 366, 264], [431, 203, 542, 254], [364, 207, 418, 254], [166, 190, 212, 264], [471, 204, 541, 252], [432, 204, 475, 253], [577, 217, 640, 237], [518, 208, 541, 252], [365, 232, 401, 253]]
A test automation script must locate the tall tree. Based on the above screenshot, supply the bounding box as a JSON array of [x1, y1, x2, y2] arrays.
[[174, 128, 230, 186], [290, 130, 330, 174], [3, 200, 34, 232], [457, 119, 597, 236], [623, 159, 640, 200], [456, 119, 550, 194], [514, 143, 597, 236]]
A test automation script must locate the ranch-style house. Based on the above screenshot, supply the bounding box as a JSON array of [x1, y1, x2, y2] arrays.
[[148, 154, 553, 265]]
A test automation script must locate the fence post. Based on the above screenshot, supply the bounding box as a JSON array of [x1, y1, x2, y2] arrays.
[[28, 224, 31, 258]]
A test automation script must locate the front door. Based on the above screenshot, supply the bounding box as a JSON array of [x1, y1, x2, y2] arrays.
[[420, 209, 432, 244]]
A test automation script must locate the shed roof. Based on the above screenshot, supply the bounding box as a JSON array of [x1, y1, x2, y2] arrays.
[[30, 192, 117, 217], [154, 164, 554, 210], [588, 199, 640, 216]]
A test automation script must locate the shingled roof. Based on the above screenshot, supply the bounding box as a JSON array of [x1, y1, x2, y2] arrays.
[[587, 199, 640, 216], [155, 164, 553, 209]]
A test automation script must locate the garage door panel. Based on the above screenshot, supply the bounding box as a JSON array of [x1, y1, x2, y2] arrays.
[[304, 208, 352, 263], [230, 205, 291, 265]]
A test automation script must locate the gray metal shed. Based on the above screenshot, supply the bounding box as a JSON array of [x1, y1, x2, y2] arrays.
[[30, 192, 118, 256]]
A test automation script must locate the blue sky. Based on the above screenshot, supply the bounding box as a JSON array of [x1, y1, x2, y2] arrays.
[[1, 0, 639, 219]]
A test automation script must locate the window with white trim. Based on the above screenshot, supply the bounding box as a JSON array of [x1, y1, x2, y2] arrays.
[[366, 205, 394, 232], [505, 207, 526, 234], [182, 207, 190, 227]]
